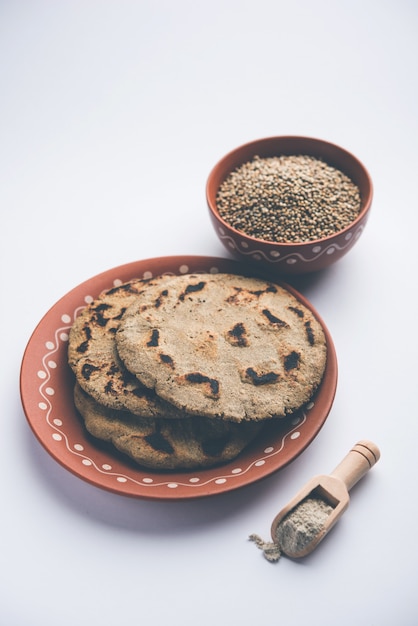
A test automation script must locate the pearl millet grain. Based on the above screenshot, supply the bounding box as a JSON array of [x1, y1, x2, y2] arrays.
[[216, 155, 361, 244]]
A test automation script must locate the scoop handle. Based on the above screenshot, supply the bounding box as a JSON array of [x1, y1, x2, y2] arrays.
[[330, 440, 380, 492]]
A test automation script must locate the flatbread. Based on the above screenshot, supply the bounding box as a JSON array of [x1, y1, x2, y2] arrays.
[[116, 273, 327, 422], [73, 383, 263, 470], [68, 276, 186, 418]]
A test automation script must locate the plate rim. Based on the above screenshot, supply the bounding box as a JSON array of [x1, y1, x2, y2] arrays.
[[20, 255, 338, 500]]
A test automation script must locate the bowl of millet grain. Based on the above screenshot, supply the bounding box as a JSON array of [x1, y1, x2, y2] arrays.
[[206, 136, 373, 274]]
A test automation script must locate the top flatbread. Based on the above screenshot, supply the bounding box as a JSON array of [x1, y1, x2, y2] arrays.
[[68, 276, 187, 419], [115, 273, 327, 422]]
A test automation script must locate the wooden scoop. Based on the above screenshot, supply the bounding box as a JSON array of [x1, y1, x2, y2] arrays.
[[270, 440, 380, 558]]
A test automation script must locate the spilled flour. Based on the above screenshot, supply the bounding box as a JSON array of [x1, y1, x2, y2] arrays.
[[249, 534, 282, 562], [249, 497, 333, 562]]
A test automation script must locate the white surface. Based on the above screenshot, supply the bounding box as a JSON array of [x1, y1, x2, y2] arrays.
[[1, 1, 417, 624]]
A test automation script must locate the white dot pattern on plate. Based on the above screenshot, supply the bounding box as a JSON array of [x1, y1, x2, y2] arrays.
[[31, 260, 323, 495]]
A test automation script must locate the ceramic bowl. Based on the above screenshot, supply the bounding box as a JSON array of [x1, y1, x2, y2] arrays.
[[206, 136, 373, 275]]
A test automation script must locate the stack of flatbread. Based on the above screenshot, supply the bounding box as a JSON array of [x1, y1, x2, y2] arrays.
[[68, 273, 327, 470]]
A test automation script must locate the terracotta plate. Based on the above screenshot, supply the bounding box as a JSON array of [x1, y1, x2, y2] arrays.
[[20, 256, 338, 500]]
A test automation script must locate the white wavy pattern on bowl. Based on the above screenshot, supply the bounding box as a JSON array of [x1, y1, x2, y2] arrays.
[[218, 223, 365, 265], [35, 296, 312, 493]]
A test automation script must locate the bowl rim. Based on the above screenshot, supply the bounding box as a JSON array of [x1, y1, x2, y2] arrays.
[[206, 135, 373, 248]]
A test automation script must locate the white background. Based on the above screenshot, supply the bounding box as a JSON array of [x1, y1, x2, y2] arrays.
[[1, 1, 417, 624]]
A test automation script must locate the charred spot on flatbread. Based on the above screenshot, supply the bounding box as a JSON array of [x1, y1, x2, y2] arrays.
[[159, 353, 175, 367], [179, 280, 207, 301], [155, 289, 169, 308], [305, 320, 315, 346], [179, 372, 220, 398], [284, 351, 301, 371], [261, 308, 289, 328], [146, 329, 160, 347], [226, 322, 249, 347], [81, 362, 99, 381], [244, 367, 280, 386]]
